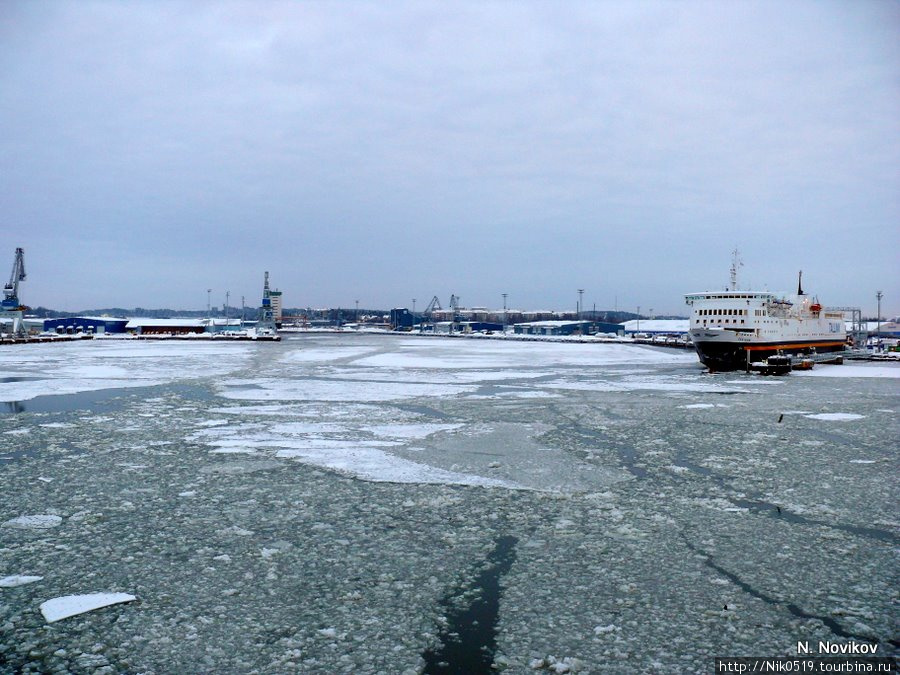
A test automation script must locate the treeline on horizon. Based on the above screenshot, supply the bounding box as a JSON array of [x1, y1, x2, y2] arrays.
[[26, 306, 688, 323]]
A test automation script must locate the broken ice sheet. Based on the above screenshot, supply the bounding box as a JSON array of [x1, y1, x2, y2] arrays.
[[39, 592, 137, 623], [0, 575, 43, 588], [803, 413, 866, 421], [2, 514, 63, 529]]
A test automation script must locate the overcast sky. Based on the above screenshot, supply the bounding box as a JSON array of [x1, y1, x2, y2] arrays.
[[2, 1, 898, 316]]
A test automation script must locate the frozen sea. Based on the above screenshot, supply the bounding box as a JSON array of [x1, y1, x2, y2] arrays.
[[0, 334, 897, 673]]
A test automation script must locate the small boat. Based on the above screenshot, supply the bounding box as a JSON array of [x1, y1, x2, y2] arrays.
[[750, 354, 792, 375], [792, 358, 814, 371]]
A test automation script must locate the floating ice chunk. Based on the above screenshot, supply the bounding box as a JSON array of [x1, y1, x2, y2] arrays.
[[792, 364, 900, 379], [217, 378, 475, 402], [2, 514, 63, 529], [39, 592, 136, 623], [362, 423, 463, 440], [260, 542, 292, 559], [216, 526, 254, 536], [317, 627, 338, 639], [849, 459, 876, 464], [209, 446, 259, 455], [529, 655, 584, 673], [593, 623, 619, 635], [803, 413, 865, 421], [0, 575, 43, 587]]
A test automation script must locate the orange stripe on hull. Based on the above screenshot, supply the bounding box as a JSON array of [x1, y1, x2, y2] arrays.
[[743, 341, 845, 352]]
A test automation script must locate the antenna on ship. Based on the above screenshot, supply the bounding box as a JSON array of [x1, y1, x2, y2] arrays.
[[729, 249, 743, 291], [797, 270, 804, 295]]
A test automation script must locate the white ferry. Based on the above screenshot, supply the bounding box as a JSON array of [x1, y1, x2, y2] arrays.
[[684, 262, 846, 372]]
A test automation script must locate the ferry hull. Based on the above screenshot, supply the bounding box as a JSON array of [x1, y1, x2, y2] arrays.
[[690, 333, 845, 372]]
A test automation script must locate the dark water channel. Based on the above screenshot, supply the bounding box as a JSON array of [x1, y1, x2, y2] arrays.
[[422, 536, 519, 674]]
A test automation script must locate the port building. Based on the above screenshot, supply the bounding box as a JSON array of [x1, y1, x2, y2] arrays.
[[126, 319, 206, 335], [513, 320, 622, 336], [619, 319, 690, 336], [269, 288, 283, 322], [43, 317, 128, 334]]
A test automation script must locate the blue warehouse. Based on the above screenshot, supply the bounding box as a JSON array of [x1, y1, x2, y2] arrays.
[[43, 317, 129, 335]]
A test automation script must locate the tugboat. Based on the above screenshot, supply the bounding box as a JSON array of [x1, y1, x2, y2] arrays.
[[792, 358, 815, 371], [749, 354, 792, 376], [684, 252, 846, 372]]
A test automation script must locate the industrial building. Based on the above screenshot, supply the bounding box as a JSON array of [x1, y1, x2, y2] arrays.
[[43, 317, 128, 334], [619, 319, 690, 336], [390, 308, 414, 330], [126, 319, 206, 335], [513, 320, 622, 336], [431, 321, 503, 334]]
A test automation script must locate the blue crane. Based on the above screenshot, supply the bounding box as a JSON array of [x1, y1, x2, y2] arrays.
[[2, 247, 26, 311]]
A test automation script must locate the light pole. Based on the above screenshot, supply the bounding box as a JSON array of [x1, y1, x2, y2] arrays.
[[876, 291, 883, 344], [636, 306, 640, 334], [502, 293, 508, 332], [578, 289, 584, 321], [225, 291, 230, 323], [355, 300, 359, 329], [207, 289, 212, 325], [412, 298, 416, 330]]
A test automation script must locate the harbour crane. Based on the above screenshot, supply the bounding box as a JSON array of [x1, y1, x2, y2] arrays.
[[419, 295, 443, 331], [450, 294, 460, 319], [423, 295, 442, 318], [1, 247, 27, 336], [2, 247, 26, 311], [449, 294, 461, 332]]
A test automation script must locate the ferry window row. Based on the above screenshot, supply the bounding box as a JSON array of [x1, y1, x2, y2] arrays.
[[697, 309, 748, 316], [698, 319, 746, 325]]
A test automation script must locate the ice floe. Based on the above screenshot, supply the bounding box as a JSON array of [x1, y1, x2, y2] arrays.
[[2, 514, 63, 529], [353, 339, 694, 369], [274, 441, 520, 488], [216, 378, 475, 402], [792, 364, 900, 378], [545, 375, 750, 394], [0, 575, 43, 588], [361, 423, 463, 440], [803, 413, 866, 421], [39, 592, 136, 623], [0, 340, 252, 402]]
